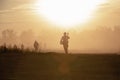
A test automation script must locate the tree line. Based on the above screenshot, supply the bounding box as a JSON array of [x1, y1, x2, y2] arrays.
[[0, 26, 120, 53], [0, 29, 46, 53]]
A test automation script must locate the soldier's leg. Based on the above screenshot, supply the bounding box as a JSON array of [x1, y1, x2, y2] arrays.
[[63, 44, 68, 54]]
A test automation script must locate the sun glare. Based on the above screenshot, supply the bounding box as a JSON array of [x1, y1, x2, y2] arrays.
[[34, 0, 107, 28]]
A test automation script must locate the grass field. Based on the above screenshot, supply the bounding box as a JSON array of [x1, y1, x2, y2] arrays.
[[0, 53, 120, 80]]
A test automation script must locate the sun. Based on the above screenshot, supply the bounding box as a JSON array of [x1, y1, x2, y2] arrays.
[[34, 0, 106, 28]]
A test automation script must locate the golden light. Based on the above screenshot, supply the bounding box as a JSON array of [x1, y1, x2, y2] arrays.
[[34, 0, 107, 28]]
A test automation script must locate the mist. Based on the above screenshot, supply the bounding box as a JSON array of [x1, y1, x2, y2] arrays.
[[0, 25, 120, 53]]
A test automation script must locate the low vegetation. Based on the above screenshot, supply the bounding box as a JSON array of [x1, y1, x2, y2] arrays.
[[0, 51, 120, 80]]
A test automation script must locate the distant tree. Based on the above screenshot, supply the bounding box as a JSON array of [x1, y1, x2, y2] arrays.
[[13, 44, 17, 49], [0, 43, 7, 53], [1, 29, 18, 45]]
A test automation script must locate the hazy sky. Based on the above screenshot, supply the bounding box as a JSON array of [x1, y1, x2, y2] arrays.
[[0, 0, 120, 52], [0, 0, 120, 25], [0, 0, 119, 26]]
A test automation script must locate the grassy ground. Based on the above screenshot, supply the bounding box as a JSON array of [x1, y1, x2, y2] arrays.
[[0, 53, 120, 80]]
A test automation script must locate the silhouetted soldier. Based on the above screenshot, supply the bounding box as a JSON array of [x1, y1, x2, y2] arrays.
[[60, 32, 70, 54], [34, 40, 39, 51]]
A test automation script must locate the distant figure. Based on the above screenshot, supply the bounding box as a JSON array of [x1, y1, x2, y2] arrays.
[[60, 32, 70, 54], [34, 40, 39, 51]]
